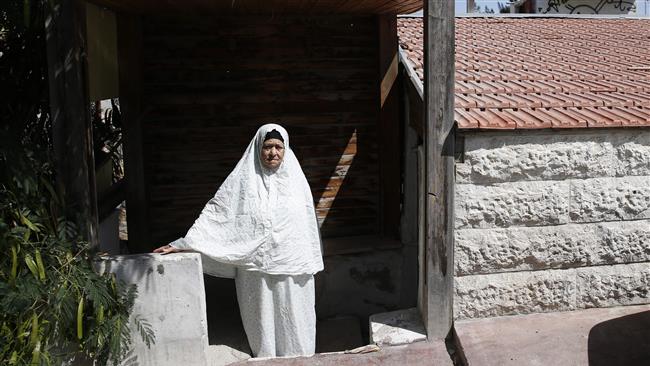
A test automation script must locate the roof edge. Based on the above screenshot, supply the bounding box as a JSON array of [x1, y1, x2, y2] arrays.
[[398, 14, 650, 19], [398, 46, 424, 100]]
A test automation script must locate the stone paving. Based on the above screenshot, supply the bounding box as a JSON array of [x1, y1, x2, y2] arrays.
[[455, 304, 650, 366], [232, 340, 452, 366]]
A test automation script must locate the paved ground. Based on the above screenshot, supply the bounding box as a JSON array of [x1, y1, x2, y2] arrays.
[[455, 304, 650, 366], [232, 340, 452, 366]]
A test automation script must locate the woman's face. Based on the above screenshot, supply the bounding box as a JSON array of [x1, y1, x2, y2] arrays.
[[260, 138, 285, 170]]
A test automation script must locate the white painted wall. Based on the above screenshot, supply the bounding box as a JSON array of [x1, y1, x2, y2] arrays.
[[453, 129, 650, 319], [535, 0, 649, 15], [456, 0, 650, 15]]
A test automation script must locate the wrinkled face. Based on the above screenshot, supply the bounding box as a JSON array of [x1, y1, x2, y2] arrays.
[[260, 138, 285, 170]]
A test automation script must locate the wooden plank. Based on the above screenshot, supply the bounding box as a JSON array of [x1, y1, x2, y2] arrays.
[[322, 235, 402, 257], [98, 179, 125, 221], [89, 0, 422, 15], [400, 69, 421, 308], [378, 14, 401, 238], [423, 0, 455, 339], [117, 13, 151, 253], [139, 15, 383, 250], [45, 0, 99, 246], [405, 69, 424, 138]]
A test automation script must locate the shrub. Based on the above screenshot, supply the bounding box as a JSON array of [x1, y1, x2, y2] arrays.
[[1, 1, 153, 364], [0, 152, 153, 365]]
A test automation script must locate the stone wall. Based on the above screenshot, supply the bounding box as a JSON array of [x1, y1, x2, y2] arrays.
[[454, 129, 650, 319]]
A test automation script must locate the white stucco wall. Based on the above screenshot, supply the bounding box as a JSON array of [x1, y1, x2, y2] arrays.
[[453, 129, 650, 319], [535, 0, 649, 15]]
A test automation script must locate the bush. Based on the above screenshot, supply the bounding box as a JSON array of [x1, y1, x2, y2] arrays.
[[0, 150, 154, 365], [0, 1, 152, 364]]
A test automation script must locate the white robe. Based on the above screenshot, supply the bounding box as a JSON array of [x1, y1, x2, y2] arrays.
[[236, 270, 316, 358], [170, 124, 323, 357]]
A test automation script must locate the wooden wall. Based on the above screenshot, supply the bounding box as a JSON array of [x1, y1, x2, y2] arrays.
[[138, 15, 391, 250]]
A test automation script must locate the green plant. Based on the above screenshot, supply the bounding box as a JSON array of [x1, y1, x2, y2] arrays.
[[0, 146, 154, 365], [91, 99, 124, 183], [1, 1, 153, 364]]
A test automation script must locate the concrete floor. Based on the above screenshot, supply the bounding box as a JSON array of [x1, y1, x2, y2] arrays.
[[455, 304, 650, 366], [232, 340, 452, 366], [203, 276, 370, 365]]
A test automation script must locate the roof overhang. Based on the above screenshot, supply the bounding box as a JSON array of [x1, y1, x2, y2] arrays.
[[89, 0, 423, 15]]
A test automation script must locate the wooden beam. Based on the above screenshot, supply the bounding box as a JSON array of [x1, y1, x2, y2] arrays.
[[377, 14, 401, 238], [399, 64, 421, 308], [98, 179, 125, 221], [116, 13, 150, 253], [88, 0, 423, 16], [45, 0, 99, 246], [423, 0, 455, 339]]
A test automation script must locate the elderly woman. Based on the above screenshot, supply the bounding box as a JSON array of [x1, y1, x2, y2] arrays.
[[154, 124, 324, 357]]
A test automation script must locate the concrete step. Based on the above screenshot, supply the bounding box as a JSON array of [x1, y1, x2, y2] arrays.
[[455, 304, 650, 366], [207, 344, 251, 366]]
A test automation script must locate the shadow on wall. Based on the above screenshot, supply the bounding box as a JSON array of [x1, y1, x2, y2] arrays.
[[587, 310, 650, 366]]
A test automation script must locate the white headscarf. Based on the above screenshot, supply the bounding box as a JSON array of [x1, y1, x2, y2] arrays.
[[171, 124, 324, 275]]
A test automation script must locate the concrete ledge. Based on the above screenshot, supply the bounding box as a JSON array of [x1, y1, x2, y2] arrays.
[[455, 305, 650, 366], [96, 253, 209, 366], [369, 308, 426, 346]]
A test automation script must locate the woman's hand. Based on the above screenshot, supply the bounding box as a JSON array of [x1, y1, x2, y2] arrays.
[[153, 244, 184, 255]]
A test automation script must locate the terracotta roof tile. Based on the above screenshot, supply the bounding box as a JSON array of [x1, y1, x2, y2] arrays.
[[398, 17, 650, 129]]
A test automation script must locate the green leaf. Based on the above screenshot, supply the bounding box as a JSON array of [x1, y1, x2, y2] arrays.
[[23, 229, 31, 242], [30, 341, 41, 366], [20, 214, 39, 233], [29, 313, 39, 347], [34, 250, 46, 281], [24, 254, 39, 280], [77, 297, 84, 341], [10, 246, 18, 286], [9, 350, 18, 365], [39, 176, 59, 205], [97, 305, 104, 324]]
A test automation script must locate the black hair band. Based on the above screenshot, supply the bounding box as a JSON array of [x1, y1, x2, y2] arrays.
[[264, 129, 284, 143]]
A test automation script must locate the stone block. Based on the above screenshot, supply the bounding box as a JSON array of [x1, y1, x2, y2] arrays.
[[456, 130, 650, 184], [455, 220, 650, 275], [455, 181, 569, 229], [454, 269, 576, 319], [569, 176, 650, 223], [96, 253, 209, 366], [576, 263, 650, 308], [369, 308, 426, 346], [614, 131, 650, 177], [456, 133, 614, 184]]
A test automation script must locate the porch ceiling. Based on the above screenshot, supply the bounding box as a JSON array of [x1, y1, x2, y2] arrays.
[[90, 0, 423, 15]]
